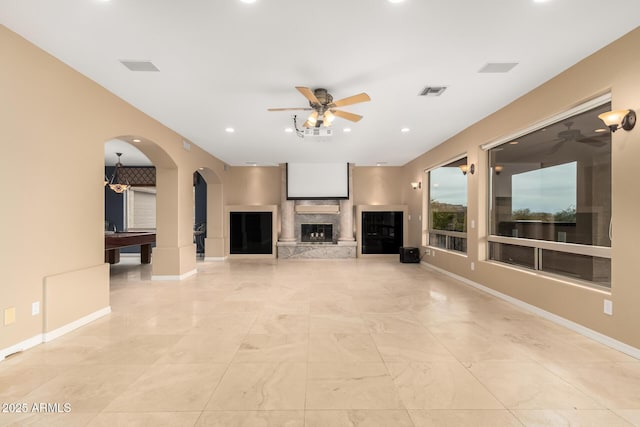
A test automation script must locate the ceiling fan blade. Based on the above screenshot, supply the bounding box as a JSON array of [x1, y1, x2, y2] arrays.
[[296, 86, 321, 106], [329, 92, 371, 108], [578, 137, 607, 146], [331, 109, 363, 122], [302, 120, 312, 128], [267, 107, 313, 111]]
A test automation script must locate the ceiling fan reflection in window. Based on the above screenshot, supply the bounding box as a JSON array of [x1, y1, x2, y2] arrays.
[[268, 87, 370, 128], [549, 121, 608, 154]]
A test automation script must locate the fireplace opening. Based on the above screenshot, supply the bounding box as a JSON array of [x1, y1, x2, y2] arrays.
[[301, 223, 333, 243]]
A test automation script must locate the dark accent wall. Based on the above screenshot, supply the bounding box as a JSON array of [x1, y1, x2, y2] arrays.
[[104, 168, 207, 254]]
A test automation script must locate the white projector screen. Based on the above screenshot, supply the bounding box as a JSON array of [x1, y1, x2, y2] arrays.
[[286, 163, 349, 199]]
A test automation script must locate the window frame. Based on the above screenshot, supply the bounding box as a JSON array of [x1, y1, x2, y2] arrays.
[[484, 94, 612, 289], [426, 154, 469, 255]]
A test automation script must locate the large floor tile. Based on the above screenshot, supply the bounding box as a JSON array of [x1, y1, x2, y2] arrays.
[[22, 365, 148, 413], [249, 313, 309, 334], [158, 334, 244, 364], [371, 332, 457, 362], [306, 363, 403, 409], [387, 362, 504, 410], [88, 412, 201, 427], [408, 410, 523, 427], [541, 362, 640, 409], [206, 363, 306, 410], [0, 413, 96, 427], [104, 364, 227, 412], [512, 409, 633, 426], [309, 314, 369, 334], [195, 411, 304, 427], [614, 410, 640, 426], [308, 333, 382, 362], [468, 361, 604, 409], [305, 410, 414, 426], [234, 334, 308, 362]]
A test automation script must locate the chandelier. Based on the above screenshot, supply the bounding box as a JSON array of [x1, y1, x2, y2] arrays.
[[108, 152, 131, 193]]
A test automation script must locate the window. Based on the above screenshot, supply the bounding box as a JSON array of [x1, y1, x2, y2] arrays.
[[428, 157, 468, 253], [126, 187, 156, 230], [487, 101, 611, 288]]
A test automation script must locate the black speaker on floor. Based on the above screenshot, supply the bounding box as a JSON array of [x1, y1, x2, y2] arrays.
[[399, 247, 420, 263]]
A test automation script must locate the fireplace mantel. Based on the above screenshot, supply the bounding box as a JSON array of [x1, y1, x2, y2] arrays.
[[294, 205, 340, 215]]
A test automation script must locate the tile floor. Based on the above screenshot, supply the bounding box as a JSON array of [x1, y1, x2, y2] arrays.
[[1, 258, 639, 426]]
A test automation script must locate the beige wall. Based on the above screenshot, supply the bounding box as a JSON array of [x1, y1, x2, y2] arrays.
[[0, 26, 227, 351], [402, 27, 640, 349], [3, 20, 640, 355], [226, 167, 281, 206]]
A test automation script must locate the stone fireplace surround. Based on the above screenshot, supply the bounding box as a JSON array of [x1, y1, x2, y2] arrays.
[[277, 164, 356, 259]]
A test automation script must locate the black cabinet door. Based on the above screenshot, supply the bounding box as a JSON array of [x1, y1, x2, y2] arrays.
[[230, 212, 272, 254], [361, 211, 403, 254]]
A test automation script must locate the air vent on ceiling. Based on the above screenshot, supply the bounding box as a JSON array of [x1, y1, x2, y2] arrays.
[[119, 60, 160, 72], [478, 62, 518, 73], [418, 86, 447, 97]]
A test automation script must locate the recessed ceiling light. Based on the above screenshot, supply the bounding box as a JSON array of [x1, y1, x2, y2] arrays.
[[132, 138, 141, 143], [225, 127, 235, 133], [509, 141, 519, 145], [376, 162, 387, 166], [401, 127, 410, 133], [595, 128, 608, 133], [343, 128, 352, 133], [284, 128, 293, 133]]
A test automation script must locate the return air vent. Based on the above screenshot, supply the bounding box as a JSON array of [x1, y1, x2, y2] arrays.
[[418, 86, 447, 97], [478, 62, 518, 73], [119, 60, 160, 72]]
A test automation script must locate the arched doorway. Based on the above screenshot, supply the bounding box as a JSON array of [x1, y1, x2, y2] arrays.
[[104, 136, 200, 279]]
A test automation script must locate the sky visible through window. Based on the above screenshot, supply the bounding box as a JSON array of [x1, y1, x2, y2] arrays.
[[512, 162, 576, 213], [430, 167, 467, 206]]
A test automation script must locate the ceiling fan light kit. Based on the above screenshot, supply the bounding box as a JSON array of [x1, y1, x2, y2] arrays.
[[268, 86, 370, 129]]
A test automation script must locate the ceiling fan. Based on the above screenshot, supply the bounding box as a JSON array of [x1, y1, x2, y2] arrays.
[[268, 87, 370, 128], [549, 121, 607, 153]]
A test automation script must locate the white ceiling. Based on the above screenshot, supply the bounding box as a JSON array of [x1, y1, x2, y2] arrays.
[[3, 0, 639, 166]]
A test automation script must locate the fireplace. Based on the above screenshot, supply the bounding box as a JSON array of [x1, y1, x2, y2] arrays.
[[301, 223, 333, 243]]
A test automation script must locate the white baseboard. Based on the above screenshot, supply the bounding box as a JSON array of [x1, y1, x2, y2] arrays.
[[204, 257, 226, 262], [0, 334, 43, 361], [43, 306, 111, 342], [421, 261, 640, 360], [0, 306, 111, 362], [152, 268, 197, 281]]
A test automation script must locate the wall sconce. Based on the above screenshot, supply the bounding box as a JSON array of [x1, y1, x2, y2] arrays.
[[494, 165, 504, 175], [598, 109, 636, 132], [411, 181, 421, 190], [459, 164, 475, 175]]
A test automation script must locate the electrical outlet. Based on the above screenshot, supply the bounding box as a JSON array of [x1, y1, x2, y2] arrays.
[[604, 299, 613, 316], [425, 249, 430, 256], [418, 215, 422, 221], [408, 215, 412, 221], [4, 307, 16, 325], [471, 220, 475, 229], [32, 301, 40, 316], [471, 262, 475, 271]]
